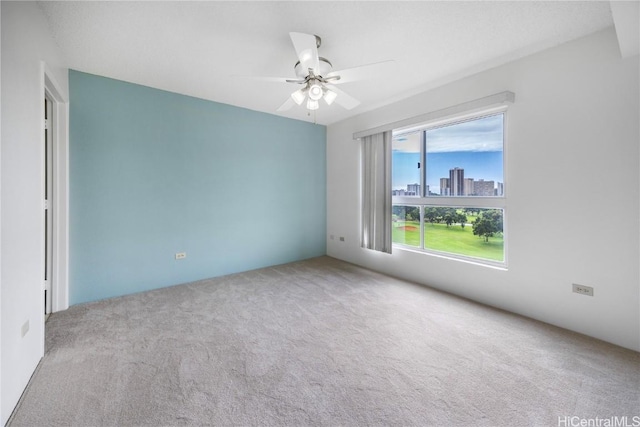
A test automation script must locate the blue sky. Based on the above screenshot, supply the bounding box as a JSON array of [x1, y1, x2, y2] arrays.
[[392, 114, 504, 192]]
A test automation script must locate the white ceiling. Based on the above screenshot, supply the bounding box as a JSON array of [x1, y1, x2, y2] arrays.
[[38, 1, 616, 125]]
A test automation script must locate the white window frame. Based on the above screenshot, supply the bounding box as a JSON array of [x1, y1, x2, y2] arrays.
[[392, 106, 508, 268]]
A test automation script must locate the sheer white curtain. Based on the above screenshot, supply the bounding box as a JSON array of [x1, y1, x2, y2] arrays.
[[361, 131, 392, 253]]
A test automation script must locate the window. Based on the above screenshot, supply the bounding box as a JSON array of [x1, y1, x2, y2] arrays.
[[392, 111, 506, 265]]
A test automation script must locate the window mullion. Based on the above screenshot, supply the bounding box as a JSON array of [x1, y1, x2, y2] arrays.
[[422, 197, 506, 209], [420, 130, 426, 197], [420, 206, 425, 249]]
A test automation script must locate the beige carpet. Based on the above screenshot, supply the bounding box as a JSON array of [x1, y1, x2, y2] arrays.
[[9, 256, 639, 426]]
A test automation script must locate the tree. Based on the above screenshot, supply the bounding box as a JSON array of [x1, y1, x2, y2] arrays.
[[472, 210, 503, 242], [442, 209, 454, 227], [442, 208, 458, 227], [393, 205, 420, 222], [456, 212, 468, 228], [423, 207, 467, 228], [424, 207, 439, 223], [405, 206, 419, 222], [464, 207, 480, 216]]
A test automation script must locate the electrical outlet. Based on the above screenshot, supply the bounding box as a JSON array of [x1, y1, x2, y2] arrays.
[[572, 283, 594, 296], [339, 236, 345, 242], [175, 252, 186, 260], [21, 320, 29, 337]]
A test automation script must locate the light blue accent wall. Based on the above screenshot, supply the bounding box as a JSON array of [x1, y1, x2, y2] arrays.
[[69, 70, 326, 304]]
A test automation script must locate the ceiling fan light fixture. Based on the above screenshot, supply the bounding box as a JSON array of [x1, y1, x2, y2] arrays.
[[291, 87, 307, 105], [306, 99, 319, 110], [323, 88, 337, 105], [308, 83, 323, 101], [271, 32, 369, 113]]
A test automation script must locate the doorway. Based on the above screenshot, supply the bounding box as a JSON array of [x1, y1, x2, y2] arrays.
[[42, 64, 70, 318]]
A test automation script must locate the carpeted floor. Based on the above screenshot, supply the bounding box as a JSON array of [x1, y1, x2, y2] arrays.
[[9, 256, 640, 426]]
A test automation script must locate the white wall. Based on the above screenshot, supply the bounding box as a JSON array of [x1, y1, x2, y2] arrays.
[[327, 28, 640, 351], [1, 2, 68, 424]]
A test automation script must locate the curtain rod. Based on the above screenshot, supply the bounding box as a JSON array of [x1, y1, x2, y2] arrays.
[[353, 91, 515, 140]]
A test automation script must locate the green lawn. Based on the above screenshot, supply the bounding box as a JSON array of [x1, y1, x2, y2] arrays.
[[392, 221, 421, 247], [392, 221, 504, 262]]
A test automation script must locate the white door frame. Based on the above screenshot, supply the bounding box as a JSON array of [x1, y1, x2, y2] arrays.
[[44, 95, 53, 315], [42, 62, 69, 313]]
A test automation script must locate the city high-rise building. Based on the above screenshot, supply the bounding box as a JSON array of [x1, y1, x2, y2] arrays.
[[474, 179, 495, 197], [464, 178, 474, 196], [440, 178, 450, 196], [449, 167, 464, 196], [438, 171, 501, 197], [406, 183, 420, 196]]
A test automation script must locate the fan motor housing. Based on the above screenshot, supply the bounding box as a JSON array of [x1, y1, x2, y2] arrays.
[[294, 57, 333, 79]]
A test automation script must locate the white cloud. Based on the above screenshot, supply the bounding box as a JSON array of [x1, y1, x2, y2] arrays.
[[392, 131, 421, 153], [393, 114, 503, 153]]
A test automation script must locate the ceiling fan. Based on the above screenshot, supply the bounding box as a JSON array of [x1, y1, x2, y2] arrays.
[[252, 32, 393, 112]]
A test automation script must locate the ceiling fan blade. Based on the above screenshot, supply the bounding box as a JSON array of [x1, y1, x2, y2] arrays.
[[276, 97, 296, 112], [285, 78, 307, 84], [326, 60, 395, 84], [290, 32, 320, 74], [326, 85, 360, 110]]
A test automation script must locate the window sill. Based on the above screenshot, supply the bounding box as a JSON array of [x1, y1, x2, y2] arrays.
[[392, 244, 508, 271]]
